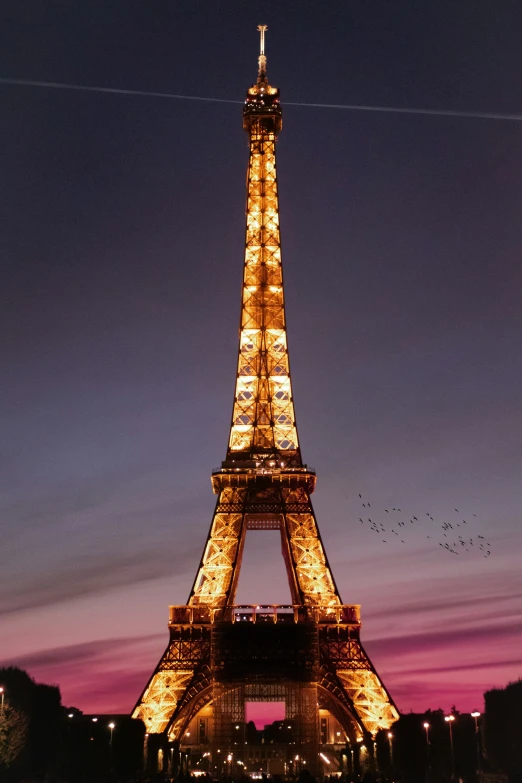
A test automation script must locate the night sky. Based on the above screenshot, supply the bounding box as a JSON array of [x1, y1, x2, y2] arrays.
[[2, 1, 522, 718]]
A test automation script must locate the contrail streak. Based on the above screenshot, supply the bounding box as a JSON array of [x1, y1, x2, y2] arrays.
[[286, 100, 522, 122], [0, 77, 241, 105], [2, 77, 521, 123]]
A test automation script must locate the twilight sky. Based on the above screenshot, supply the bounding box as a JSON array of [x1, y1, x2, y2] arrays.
[[1, 0, 522, 718]]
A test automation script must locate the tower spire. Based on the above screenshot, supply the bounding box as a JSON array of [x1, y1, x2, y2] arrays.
[[257, 24, 268, 81], [230, 27, 291, 465]]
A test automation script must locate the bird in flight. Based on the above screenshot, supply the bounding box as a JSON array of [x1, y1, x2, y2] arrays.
[[353, 493, 492, 559]]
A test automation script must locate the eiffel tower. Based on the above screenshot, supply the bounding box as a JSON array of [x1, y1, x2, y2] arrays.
[[132, 26, 399, 775]]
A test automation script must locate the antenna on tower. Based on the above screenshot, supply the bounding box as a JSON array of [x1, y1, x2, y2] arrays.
[[257, 24, 268, 81]]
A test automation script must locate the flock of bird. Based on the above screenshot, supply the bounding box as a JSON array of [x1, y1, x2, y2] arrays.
[[354, 493, 492, 558]]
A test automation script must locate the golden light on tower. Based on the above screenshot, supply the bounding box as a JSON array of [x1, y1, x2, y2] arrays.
[[132, 27, 399, 764]]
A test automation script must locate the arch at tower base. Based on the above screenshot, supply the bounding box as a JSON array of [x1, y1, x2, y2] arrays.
[[134, 604, 398, 777]]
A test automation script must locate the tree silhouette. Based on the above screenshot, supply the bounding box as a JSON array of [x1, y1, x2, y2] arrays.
[[0, 704, 28, 768]]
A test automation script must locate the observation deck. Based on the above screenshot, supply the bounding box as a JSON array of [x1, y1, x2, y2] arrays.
[[242, 24, 282, 134], [211, 464, 316, 494], [243, 83, 282, 133], [169, 604, 361, 627]]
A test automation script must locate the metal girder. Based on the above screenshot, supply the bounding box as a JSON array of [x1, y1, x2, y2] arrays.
[[132, 668, 194, 734], [188, 480, 340, 608], [318, 628, 399, 736], [132, 627, 211, 733], [336, 668, 399, 737]]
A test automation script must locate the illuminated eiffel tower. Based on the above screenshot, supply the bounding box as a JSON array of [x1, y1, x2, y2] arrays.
[[133, 27, 398, 776]]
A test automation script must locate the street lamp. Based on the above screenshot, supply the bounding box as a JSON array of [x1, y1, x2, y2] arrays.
[[109, 722, 115, 767], [423, 723, 430, 753], [423, 723, 430, 781], [445, 715, 456, 779], [0, 687, 4, 717], [387, 732, 393, 766], [471, 712, 481, 777]]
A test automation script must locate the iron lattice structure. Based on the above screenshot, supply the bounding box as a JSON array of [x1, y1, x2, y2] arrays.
[[132, 27, 399, 773]]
